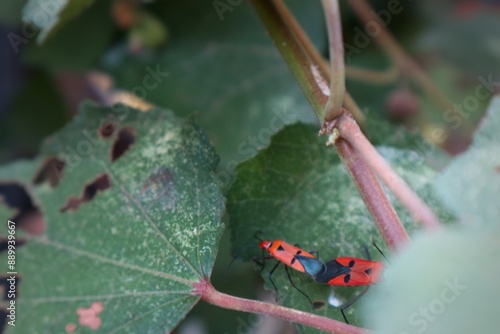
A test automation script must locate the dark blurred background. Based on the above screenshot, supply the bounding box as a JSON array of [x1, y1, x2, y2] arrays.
[[1, 0, 499, 164]]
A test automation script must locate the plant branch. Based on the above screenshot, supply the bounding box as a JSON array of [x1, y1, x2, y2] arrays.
[[335, 113, 442, 230], [274, 0, 365, 124], [345, 64, 399, 85], [321, 0, 345, 121], [194, 279, 371, 334], [252, 0, 410, 249], [331, 132, 411, 250], [269, 0, 442, 231], [251, 0, 328, 120], [347, 0, 452, 112]]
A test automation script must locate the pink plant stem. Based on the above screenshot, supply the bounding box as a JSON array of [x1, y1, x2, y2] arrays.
[[336, 114, 442, 229], [194, 279, 371, 334], [333, 136, 410, 251], [252, 0, 410, 250]]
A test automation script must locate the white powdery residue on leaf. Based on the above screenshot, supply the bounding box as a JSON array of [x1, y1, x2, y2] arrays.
[[141, 146, 157, 159], [6, 106, 224, 332]]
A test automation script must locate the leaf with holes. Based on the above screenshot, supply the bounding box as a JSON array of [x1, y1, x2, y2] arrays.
[[227, 123, 453, 331], [0, 102, 225, 333]]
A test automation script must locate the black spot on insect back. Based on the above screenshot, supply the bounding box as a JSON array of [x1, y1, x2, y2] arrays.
[[277, 244, 284, 251], [344, 274, 351, 284], [348, 260, 355, 268]]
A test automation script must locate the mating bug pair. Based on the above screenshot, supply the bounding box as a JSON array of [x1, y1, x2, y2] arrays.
[[254, 233, 384, 323]]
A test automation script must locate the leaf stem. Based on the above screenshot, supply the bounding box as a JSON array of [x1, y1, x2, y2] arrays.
[[193, 279, 371, 334], [321, 0, 345, 121], [335, 113, 442, 230], [332, 134, 411, 251]]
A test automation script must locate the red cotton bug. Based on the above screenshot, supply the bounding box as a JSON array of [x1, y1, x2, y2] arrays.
[[256, 238, 326, 308], [313, 249, 385, 323], [256, 233, 384, 323], [315, 257, 384, 286]]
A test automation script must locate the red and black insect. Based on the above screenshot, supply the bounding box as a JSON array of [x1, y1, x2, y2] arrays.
[[256, 233, 384, 323], [256, 238, 326, 308], [313, 255, 384, 322]]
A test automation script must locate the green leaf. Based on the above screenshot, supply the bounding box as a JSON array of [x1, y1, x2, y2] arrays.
[[100, 0, 324, 174], [364, 227, 500, 333], [435, 96, 500, 226], [22, 0, 97, 43], [0, 103, 225, 333], [22, 0, 114, 71], [227, 123, 452, 331]]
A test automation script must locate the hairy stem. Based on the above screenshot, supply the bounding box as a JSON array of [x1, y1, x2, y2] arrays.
[[194, 279, 371, 334]]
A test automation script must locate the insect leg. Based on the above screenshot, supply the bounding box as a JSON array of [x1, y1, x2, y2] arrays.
[[372, 240, 390, 263], [254, 230, 264, 241], [340, 285, 370, 324], [268, 261, 282, 301], [252, 255, 274, 272], [284, 265, 317, 307]]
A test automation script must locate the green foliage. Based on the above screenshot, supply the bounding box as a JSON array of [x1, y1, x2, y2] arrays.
[[1, 0, 496, 333], [435, 96, 500, 226], [100, 0, 324, 169], [0, 103, 225, 333], [227, 122, 452, 331]]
